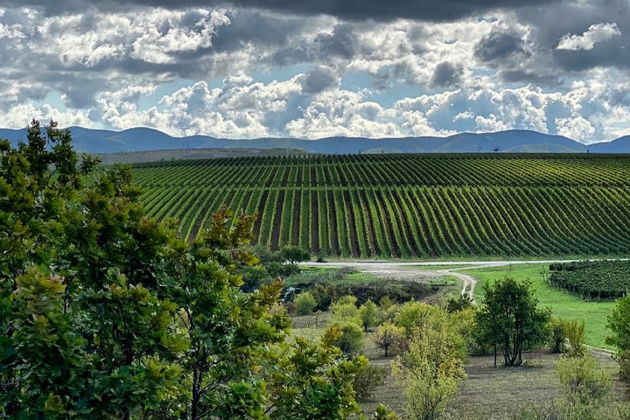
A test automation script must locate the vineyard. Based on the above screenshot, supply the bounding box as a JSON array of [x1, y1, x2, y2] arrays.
[[548, 260, 630, 299], [132, 153, 630, 258]]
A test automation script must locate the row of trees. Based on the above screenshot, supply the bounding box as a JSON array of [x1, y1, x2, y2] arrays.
[[0, 121, 366, 419]]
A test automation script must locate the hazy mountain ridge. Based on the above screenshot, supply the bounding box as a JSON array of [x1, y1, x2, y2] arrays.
[[1, 126, 629, 155]]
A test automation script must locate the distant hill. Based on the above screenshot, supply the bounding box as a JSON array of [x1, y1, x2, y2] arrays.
[[1, 126, 629, 154]]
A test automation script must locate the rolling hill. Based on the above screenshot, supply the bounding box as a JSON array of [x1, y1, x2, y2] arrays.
[[132, 153, 630, 258], [1, 126, 629, 155]]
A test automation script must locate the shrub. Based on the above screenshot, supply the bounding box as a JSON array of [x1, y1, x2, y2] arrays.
[[323, 322, 364, 355], [557, 355, 611, 406], [372, 322, 405, 357], [446, 294, 473, 313], [358, 300, 378, 332], [294, 291, 317, 315], [550, 318, 568, 354], [606, 294, 630, 382], [394, 301, 438, 335], [331, 300, 361, 325], [352, 364, 388, 401], [564, 320, 586, 357]]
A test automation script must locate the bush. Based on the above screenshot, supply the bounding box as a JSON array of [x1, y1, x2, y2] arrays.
[[352, 364, 388, 401], [564, 320, 586, 357], [550, 318, 568, 354], [372, 322, 404, 357], [446, 294, 473, 313], [294, 291, 317, 315], [557, 355, 611, 406], [323, 322, 364, 355], [394, 301, 438, 335], [606, 294, 630, 382], [331, 300, 361, 325], [358, 300, 378, 332]]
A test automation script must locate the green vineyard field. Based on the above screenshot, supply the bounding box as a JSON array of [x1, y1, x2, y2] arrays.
[[132, 153, 630, 258]]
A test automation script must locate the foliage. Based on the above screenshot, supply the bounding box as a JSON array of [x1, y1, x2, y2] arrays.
[[132, 154, 630, 258], [352, 363, 388, 401], [445, 294, 473, 313], [606, 294, 630, 381], [371, 404, 401, 420], [358, 300, 378, 331], [372, 322, 405, 357], [548, 260, 630, 300], [279, 246, 310, 263], [323, 322, 364, 355], [394, 301, 438, 335], [563, 320, 586, 357], [0, 121, 363, 419], [549, 318, 568, 354], [269, 337, 366, 419], [393, 310, 466, 420], [294, 291, 317, 315], [556, 355, 611, 406], [475, 277, 551, 366]]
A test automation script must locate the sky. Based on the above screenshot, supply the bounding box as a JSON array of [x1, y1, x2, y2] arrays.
[[0, 0, 629, 143]]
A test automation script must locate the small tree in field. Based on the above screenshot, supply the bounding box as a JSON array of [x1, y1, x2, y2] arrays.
[[475, 277, 550, 367], [358, 300, 378, 332], [372, 322, 404, 357], [606, 294, 630, 381]]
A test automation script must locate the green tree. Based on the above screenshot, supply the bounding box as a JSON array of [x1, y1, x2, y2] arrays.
[[323, 322, 364, 355], [279, 246, 311, 264], [475, 277, 550, 367], [372, 322, 404, 357], [549, 318, 568, 354], [358, 300, 378, 332], [0, 121, 363, 419], [394, 311, 466, 420], [606, 294, 630, 381]]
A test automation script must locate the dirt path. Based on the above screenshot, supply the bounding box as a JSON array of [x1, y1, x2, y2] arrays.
[[302, 258, 628, 300]]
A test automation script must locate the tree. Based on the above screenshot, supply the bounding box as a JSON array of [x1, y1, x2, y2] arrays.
[[358, 300, 378, 332], [0, 121, 363, 419], [393, 311, 466, 420], [606, 294, 630, 381], [372, 322, 404, 357], [549, 318, 568, 354], [294, 291, 318, 315], [475, 277, 550, 367], [394, 301, 438, 335]]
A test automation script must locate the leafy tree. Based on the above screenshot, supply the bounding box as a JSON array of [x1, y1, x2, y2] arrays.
[[358, 300, 378, 332], [372, 322, 404, 357], [393, 311, 466, 420], [0, 121, 363, 419], [352, 363, 387, 401], [475, 277, 550, 367], [269, 337, 366, 419], [294, 291, 318, 315], [606, 294, 630, 381]]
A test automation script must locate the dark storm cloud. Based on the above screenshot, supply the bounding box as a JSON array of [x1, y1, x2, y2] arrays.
[[431, 62, 462, 87], [474, 31, 528, 63], [516, 0, 630, 71], [7, 0, 562, 21], [301, 66, 338, 94]]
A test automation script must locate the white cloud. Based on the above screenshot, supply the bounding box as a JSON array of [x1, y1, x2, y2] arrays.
[[556, 22, 621, 51]]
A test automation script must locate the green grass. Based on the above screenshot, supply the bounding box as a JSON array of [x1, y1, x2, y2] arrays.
[[464, 263, 617, 349]]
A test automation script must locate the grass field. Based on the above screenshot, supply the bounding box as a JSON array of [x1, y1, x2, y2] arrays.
[[133, 154, 630, 258], [461, 263, 617, 349]]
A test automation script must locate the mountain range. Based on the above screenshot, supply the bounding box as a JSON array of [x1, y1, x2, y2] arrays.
[[1, 126, 629, 155]]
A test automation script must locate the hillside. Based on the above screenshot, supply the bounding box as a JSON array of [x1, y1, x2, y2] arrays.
[[2, 126, 630, 154], [133, 153, 630, 258]]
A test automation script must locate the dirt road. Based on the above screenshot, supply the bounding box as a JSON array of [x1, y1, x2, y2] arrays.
[[301, 258, 626, 300]]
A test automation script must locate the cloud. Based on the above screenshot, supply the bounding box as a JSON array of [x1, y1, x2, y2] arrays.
[[300, 66, 339, 94], [6, 0, 563, 21], [557, 22, 621, 51], [431, 61, 462, 87]]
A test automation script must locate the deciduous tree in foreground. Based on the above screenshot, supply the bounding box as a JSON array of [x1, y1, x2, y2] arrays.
[[0, 121, 362, 419]]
